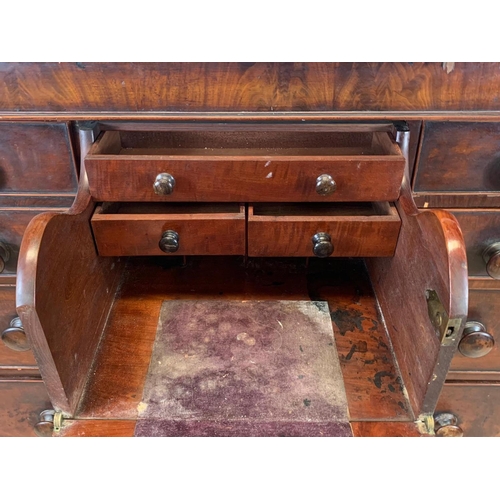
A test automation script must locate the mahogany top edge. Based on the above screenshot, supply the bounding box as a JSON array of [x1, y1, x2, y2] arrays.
[[4, 112, 500, 122]]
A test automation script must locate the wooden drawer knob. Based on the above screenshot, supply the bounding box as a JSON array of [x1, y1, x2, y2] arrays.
[[483, 242, 500, 279], [434, 413, 463, 437], [0, 242, 11, 273], [153, 173, 176, 195], [316, 174, 337, 196], [312, 233, 334, 258], [1, 316, 30, 351], [34, 409, 55, 437], [458, 321, 494, 358], [159, 230, 179, 253]]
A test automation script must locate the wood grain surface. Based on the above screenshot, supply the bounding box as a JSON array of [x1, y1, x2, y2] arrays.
[[2, 63, 500, 112]]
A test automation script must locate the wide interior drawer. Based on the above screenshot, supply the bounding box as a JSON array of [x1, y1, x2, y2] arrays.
[[85, 129, 405, 203], [247, 202, 401, 257], [91, 203, 246, 256]]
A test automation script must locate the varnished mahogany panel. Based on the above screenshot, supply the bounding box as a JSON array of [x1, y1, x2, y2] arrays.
[[91, 203, 246, 256], [415, 122, 500, 193], [0, 286, 37, 368], [451, 210, 500, 277], [449, 288, 500, 374], [0, 208, 61, 275], [0, 122, 77, 193], [247, 203, 401, 257], [436, 383, 500, 437], [350, 421, 423, 437], [57, 419, 136, 437], [0, 380, 51, 437], [1, 63, 500, 112]]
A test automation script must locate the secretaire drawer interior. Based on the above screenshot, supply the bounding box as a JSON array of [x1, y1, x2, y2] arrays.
[[91, 203, 246, 256], [85, 129, 405, 203], [247, 202, 401, 257]]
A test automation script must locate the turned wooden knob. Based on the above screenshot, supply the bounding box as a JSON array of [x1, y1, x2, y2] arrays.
[[153, 173, 176, 195], [458, 321, 494, 358], [0, 242, 11, 273], [315, 174, 337, 196], [312, 233, 333, 258], [434, 413, 464, 437], [159, 230, 179, 253], [1, 317, 30, 352], [483, 242, 500, 279], [34, 409, 55, 437]]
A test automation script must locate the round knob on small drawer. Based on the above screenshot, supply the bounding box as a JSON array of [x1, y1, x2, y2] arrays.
[[315, 174, 337, 196], [458, 321, 494, 358], [1, 317, 30, 352], [434, 413, 464, 437], [312, 233, 333, 258], [153, 173, 176, 195], [483, 242, 500, 279], [159, 230, 179, 253], [0, 242, 11, 274]]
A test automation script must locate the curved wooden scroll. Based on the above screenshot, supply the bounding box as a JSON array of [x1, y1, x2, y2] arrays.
[[16, 125, 122, 416], [367, 126, 468, 419]]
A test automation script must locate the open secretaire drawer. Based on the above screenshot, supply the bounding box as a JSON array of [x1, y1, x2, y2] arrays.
[[13, 122, 468, 436]]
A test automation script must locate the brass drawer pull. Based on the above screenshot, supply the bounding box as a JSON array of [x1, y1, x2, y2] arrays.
[[315, 174, 336, 196], [458, 321, 494, 358], [483, 242, 500, 280], [159, 230, 179, 253], [153, 173, 176, 195], [1, 316, 30, 352], [312, 232, 333, 258]]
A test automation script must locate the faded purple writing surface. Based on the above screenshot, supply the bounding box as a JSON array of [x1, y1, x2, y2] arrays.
[[135, 300, 351, 436]]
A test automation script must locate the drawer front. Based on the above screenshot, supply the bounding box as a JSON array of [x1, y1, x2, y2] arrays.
[[436, 383, 500, 437], [0, 122, 77, 193], [0, 209, 49, 275], [415, 121, 500, 193], [86, 158, 404, 203], [0, 380, 51, 437], [450, 288, 500, 373], [247, 203, 401, 257], [0, 286, 38, 367], [451, 210, 500, 278], [91, 204, 246, 256]]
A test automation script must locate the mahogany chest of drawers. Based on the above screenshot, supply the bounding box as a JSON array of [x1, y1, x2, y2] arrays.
[[1, 62, 499, 437]]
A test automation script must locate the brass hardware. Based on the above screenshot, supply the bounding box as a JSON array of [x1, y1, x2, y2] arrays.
[[33, 409, 63, 436], [312, 233, 334, 258], [483, 242, 500, 280], [434, 412, 464, 437], [315, 174, 336, 196], [153, 172, 176, 195], [34, 409, 55, 437], [1, 316, 30, 352], [0, 242, 10, 274], [159, 230, 179, 253], [426, 289, 462, 346], [458, 321, 494, 358]]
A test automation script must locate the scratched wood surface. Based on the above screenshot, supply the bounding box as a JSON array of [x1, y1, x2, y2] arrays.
[[77, 257, 411, 422], [1, 63, 499, 112]]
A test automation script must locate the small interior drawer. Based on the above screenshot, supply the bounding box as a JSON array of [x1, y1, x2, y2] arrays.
[[247, 202, 401, 257], [85, 129, 405, 203], [91, 203, 246, 256]]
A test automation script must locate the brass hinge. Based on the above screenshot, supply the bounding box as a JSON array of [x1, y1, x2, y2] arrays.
[[53, 411, 63, 432], [416, 413, 435, 435], [426, 289, 462, 346]]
